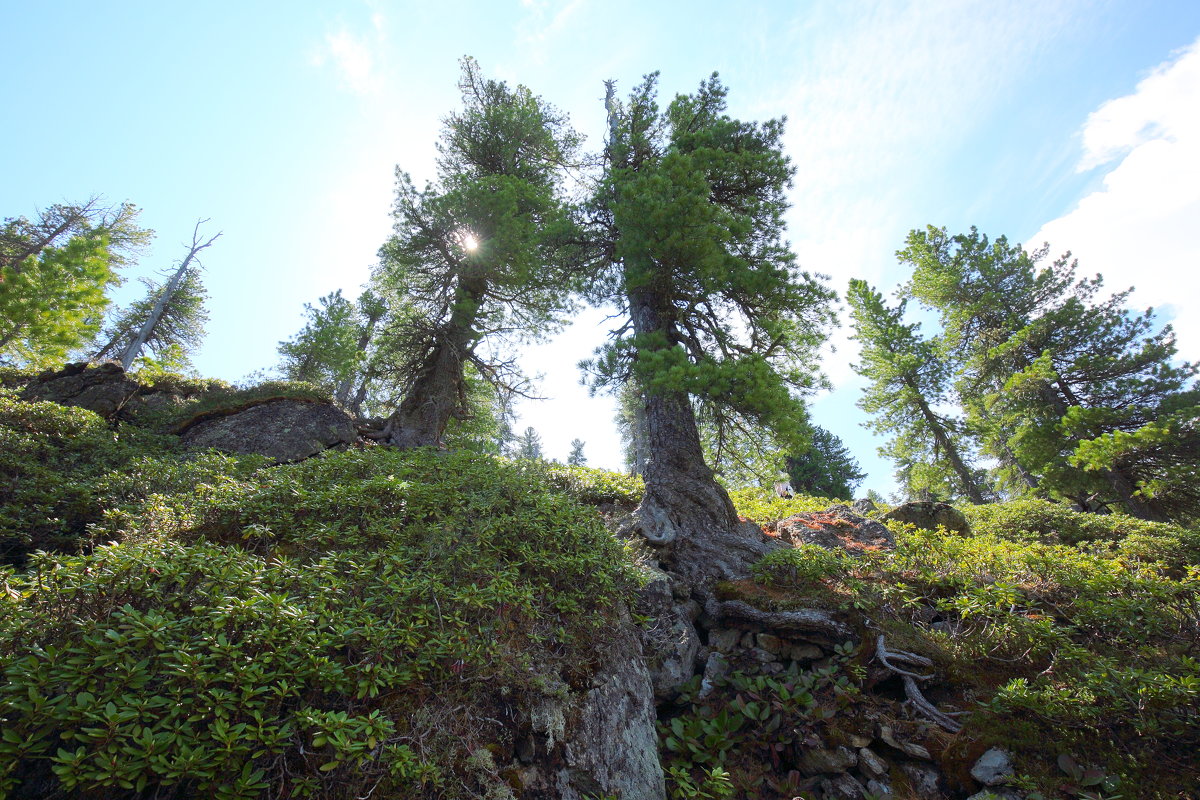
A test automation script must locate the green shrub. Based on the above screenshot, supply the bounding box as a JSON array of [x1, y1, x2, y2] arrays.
[[752, 544, 851, 587], [152, 379, 331, 433], [539, 462, 644, 505], [0, 396, 264, 567], [0, 447, 637, 798], [966, 497, 1186, 546], [727, 487, 836, 525], [747, 518, 1200, 796]]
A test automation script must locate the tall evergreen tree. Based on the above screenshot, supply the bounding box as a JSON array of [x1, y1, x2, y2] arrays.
[[376, 58, 582, 448], [94, 270, 209, 372], [96, 221, 216, 371], [586, 73, 835, 580], [900, 226, 1198, 520], [846, 278, 986, 504], [278, 289, 392, 417], [613, 380, 651, 476], [0, 199, 149, 368], [785, 425, 866, 500], [512, 426, 544, 460], [567, 438, 587, 466]]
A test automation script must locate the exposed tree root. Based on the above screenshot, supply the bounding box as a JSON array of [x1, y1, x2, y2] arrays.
[[706, 598, 854, 642], [876, 635, 964, 733]]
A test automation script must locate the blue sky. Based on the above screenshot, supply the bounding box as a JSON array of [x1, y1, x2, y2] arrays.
[[4, 1, 1199, 494]]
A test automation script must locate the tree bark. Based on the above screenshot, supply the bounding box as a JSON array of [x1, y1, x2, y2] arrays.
[[907, 380, 985, 504], [384, 277, 484, 448], [1105, 464, 1166, 522], [625, 289, 780, 584]]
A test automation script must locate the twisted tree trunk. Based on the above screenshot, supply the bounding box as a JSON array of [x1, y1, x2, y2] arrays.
[[384, 278, 484, 448]]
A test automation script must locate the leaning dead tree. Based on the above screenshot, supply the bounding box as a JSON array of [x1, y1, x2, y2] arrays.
[[114, 220, 219, 370]]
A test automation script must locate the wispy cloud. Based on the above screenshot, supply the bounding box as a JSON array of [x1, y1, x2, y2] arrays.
[[772, 0, 1091, 387], [515, 0, 587, 65], [310, 13, 387, 95], [1032, 36, 1200, 360]]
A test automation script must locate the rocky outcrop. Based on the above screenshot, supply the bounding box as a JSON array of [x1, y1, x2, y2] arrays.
[[882, 501, 971, 535], [851, 497, 878, 515], [20, 361, 141, 420], [635, 568, 702, 703], [179, 399, 357, 463], [776, 505, 895, 552], [515, 609, 665, 800]]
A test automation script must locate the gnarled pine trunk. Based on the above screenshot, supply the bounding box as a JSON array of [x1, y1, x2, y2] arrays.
[[384, 278, 484, 449], [627, 290, 779, 585]]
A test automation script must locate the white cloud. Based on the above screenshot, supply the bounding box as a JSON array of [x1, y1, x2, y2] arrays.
[[774, 0, 1090, 385], [1031, 37, 1200, 361], [311, 20, 384, 95], [515, 0, 587, 65]]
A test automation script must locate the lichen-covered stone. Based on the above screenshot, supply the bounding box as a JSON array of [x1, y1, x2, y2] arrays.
[[21, 361, 140, 420], [180, 399, 356, 463], [971, 748, 1015, 787], [898, 763, 942, 798], [635, 569, 701, 703], [776, 505, 895, 552], [798, 745, 858, 775], [519, 615, 665, 800], [858, 747, 889, 780], [881, 501, 970, 535]]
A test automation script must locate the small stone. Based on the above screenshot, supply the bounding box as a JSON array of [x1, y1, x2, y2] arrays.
[[697, 652, 729, 699], [708, 628, 741, 653], [848, 733, 873, 748], [866, 778, 893, 798], [783, 642, 825, 661], [852, 498, 878, 515], [739, 630, 758, 648], [798, 746, 857, 775], [898, 764, 941, 798], [819, 773, 867, 799], [970, 748, 1014, 787], [757, 632, 786, 653], [760, 661, 784, 675], [858, 747, 889, 780], [749, 647, 778, 663], [876, 724, 931, 760]]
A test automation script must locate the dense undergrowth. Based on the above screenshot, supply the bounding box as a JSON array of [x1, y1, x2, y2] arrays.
[[0, 390, 637, 799], [2, 380, 1198, 799], [730, 497, 1200, 799]]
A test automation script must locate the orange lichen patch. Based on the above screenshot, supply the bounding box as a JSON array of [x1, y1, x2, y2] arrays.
[[792, 512, 853, 530], [830, 533, 884, 553]]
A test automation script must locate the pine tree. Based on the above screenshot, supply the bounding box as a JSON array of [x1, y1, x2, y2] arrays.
[[846, 278, 986, 504], [376, 58, 582, 448], [900, 226, 1198, 520], [0, 199, 149, 368], [94, 270, 208, 372], [567, 438, 587, 466], [613, 380, 650, 476], [586, 73, 836, 580], [785, 425, 866, 500], [512, 426, 544, 460]]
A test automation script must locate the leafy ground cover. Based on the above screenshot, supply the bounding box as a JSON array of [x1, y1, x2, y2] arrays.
[[726, 499, 1200, 799], [0, 417, 637, 798]]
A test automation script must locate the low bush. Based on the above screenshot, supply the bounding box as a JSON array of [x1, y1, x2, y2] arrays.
[[726, 487, 837, 526], [0, 447, 637, 799], [539, 462, 644, 505]]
